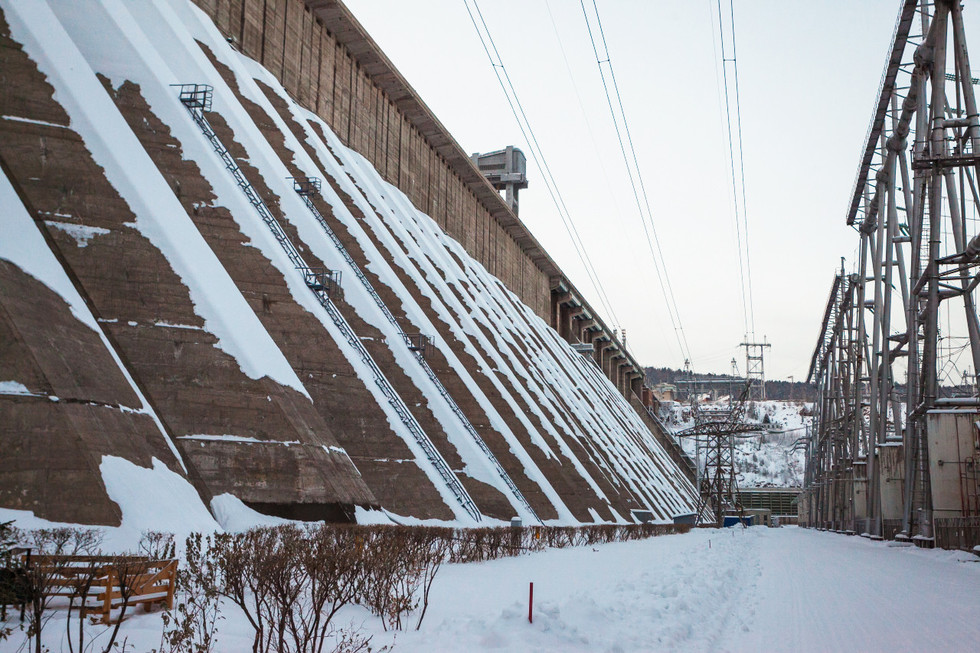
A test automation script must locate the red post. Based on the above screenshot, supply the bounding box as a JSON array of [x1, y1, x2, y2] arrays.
[[528, 582, 534, 623]]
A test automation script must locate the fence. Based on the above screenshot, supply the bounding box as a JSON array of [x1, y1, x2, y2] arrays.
[[934, 517, 980, 552], [26, 554, 176, 624]]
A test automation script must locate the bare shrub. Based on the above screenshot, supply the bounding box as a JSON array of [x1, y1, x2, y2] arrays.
[[210, 526, 309, 653], [359, 528, 415, 631], [158, 533, 221, 653], [210, 530, 264, 651], [288, 524, 367, 653], [27, 527, 104, 556], [327, 621, 389, 653], [259, 526, 305, 653], [409, 531, 448, 631], [99, 555, 157, 652], [139, 531, 176, 560], [63, 557, 101, 653], [0, 520, 22, 642], [19, 527, 104, 652], [151, 520, 691, 651]]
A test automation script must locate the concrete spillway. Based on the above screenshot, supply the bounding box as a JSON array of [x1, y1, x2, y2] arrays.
[[0, 0, 697, 526]]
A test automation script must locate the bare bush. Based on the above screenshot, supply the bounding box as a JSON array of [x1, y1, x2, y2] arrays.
[[19, 527, 104, 652], [139, 531, 176, 560], [0, 520, 22, 642], [158, 533, 221, 653], [100, 555, 156, 652], [289, 524, 367, 653], [327, 621, 389, 653], [360, 528, 419, 631], [150, 520, 689, 651], [63, 557, 101, 653], [409, 531, 449, 631], [27, 527, 104, 556]]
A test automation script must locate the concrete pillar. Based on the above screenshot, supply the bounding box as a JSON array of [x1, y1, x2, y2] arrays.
[[610, 353, 625, 390], [853, 459, 868, 533], [618, 362, 631, 395], [602, 343, 618, 382], [550, 291, 570, 332], [569, 310, 586, 342], [583, 326, 596, 346], [590, 333, 603, 365], [629, 373, 642, 397], [558, 303, 570, 341]]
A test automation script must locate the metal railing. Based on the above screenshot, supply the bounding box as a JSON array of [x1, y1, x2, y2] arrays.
[[292, 178, 540, 523], [178, 89, 480, 521]]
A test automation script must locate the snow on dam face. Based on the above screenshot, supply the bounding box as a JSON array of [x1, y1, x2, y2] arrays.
[[0, 0, 698, 527]]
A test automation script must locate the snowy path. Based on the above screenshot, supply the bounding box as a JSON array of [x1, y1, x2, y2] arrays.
[[3, 527, 978, 652], [363, 527, 980, 653], [731, 528, 980, 652]]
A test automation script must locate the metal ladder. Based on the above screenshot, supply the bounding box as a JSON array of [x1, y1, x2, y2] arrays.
[[292, 177, 541, 523], [175, 85, 480, 521]]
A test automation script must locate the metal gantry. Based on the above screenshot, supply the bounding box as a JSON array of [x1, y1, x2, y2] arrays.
[[802, 0, 980, 546]]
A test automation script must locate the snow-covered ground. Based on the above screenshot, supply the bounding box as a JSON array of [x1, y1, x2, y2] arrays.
[[666, 400, 810, 488], [3, 527, 977, 652], [380, 527, 980, 652]]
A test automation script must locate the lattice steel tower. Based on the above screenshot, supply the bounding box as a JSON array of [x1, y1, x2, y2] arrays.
[[740, 337, 771, 400], [677, 385, 757, 526]]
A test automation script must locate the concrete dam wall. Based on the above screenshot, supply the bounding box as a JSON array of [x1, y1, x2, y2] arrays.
[[0, 0, 697, 527]]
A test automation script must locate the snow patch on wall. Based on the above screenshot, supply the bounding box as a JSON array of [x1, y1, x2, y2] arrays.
[[99, 455, 219, 541], [210, 493, 294, 532], [0, 381, 35, 396], [0, 172, 100, 332], [44, 220, 110, 248]]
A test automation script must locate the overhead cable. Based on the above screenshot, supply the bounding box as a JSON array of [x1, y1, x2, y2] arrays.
[[579, 0, 693, 364], [714, 0, 757, 337], [462, 0, 623, 329]]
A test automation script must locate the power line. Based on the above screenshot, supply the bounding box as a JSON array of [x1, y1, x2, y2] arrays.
[[543, 0, 672, 347], [714, 0, 757, 337], [709, 0, 749, 336], [728, 0, 756, 337], [579, 0, 693, 364], [462, 0, 622, 329]]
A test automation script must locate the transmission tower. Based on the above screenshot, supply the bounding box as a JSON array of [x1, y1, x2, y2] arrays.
[[677, 384, 757, 526], [740, 337, 771, 400]]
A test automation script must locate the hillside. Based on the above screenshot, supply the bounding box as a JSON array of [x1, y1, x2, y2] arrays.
[[664, 399, 810, 488], [646, 367, 819, 402]]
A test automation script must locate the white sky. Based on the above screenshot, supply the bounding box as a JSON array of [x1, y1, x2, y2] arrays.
[[342, 1, 971, 381]]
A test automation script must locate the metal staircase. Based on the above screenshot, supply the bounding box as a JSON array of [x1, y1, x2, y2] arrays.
[[291, 176, 541, 523], [175, 85, 480, 521]]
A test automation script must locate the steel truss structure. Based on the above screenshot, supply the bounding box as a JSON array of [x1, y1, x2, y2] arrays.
[[802, 0, 980, 544], [678, 386, 756, 526], [741, 338, 771, 401]]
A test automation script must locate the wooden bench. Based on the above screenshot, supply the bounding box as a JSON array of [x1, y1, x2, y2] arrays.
[[22, 554, 177, 624]]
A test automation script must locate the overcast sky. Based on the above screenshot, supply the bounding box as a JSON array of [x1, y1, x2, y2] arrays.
[[342, 1, 964, 381]]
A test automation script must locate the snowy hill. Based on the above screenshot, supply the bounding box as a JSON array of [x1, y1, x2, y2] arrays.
[[665, 400, 810, 488], [0, 0, 697, 530]]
